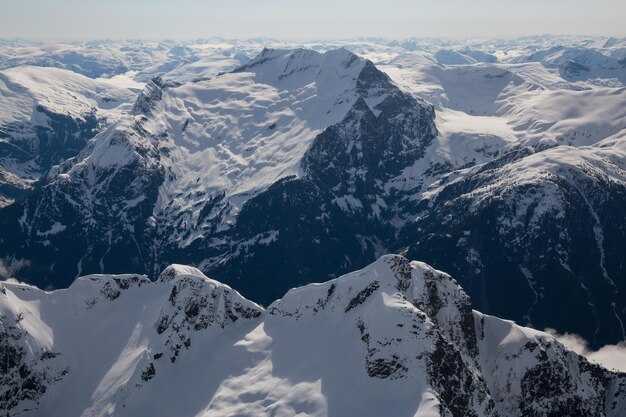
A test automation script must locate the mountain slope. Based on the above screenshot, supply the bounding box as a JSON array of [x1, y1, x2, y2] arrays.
[[1, 255, 624, 417], [399, 136, 626, 347], [0, 66, 136, 205], [0, 48, 437, 299], [378, 51, 626, 347]]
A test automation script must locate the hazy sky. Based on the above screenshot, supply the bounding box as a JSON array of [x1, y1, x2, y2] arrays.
[[1, 0, 625, 40]]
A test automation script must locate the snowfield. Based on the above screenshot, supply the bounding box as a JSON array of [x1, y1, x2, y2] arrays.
[[148, 48, 373, 227]]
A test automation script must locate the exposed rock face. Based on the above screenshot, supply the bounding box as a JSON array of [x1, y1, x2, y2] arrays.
[[131, 76, 180, 116], [0, 112, 165, 287], [203, 54, 437, 304], [268, 255, 496, 417], [475, 312, 626, 417], [0, 284, 69, 412], [402, 145, 626, 347], [154, 264, 262, 362]]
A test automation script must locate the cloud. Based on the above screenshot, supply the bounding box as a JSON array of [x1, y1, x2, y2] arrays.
[[0, 259, 10, 280], [545, 328, 626, 373], [0, 258, 31, 281]]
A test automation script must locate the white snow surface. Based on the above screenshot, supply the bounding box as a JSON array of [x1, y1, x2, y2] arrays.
[[74, 48, 391, 236], [152, 48, 366, 197], [375, 51, 626, 210], [0, 65, 135, 126]]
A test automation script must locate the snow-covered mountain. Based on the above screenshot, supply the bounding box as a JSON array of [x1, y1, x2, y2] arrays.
[[374, 51, 626, 347], [509, 46, 626, 86], [1, 38, 626, 349], [0, 47, 437, 297], [2, 255, 625, 417], [0, 39, 244, 80], [0, 66, 136, 205]]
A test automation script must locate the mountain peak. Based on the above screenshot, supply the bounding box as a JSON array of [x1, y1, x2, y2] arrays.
[[270, 255, 465, 315], [232, 47, 365, 88], [132, 75, 180, 116], [157, 263, 212, 283], [156, 263, 263, 324]]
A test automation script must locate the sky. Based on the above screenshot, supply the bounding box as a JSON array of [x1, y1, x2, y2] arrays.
[[0, 0, 625, 40]]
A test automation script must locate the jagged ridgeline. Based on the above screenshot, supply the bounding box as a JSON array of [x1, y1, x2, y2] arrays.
[[1, 47, 626, 349], [2, 255, 625, 417]]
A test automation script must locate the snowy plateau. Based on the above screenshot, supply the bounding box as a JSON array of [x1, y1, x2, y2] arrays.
[[1, 35, 626, 415]]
